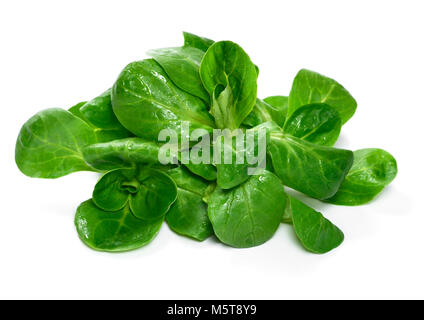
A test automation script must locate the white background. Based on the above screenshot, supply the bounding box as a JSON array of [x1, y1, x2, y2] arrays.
[[0, 0, 422, 299]]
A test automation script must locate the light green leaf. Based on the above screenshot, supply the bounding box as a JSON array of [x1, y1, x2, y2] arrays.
[[325, 148, 397, 205], [200, 41, 257, 129], [15, 108, 97, 178], [183, 32, 214, 52], [148, 46, 210, 102], [242, 98, 287, 128], [288, 69, 357, 124]]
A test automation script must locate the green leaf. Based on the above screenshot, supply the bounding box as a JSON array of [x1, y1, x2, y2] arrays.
[[93, 167, 177, 220], [183, 32, 214, 52], [82, 137, 161, 171], [148, 46, 210, 102], [93, 168, 136, 211], [208, 171, 286, 248], [215, 123, 270, 189], [283, 103, 342, 146], [68, 101, 88, 118], [70, 89, 132, 142], [180, 144, 217, 181], [15, 108, 97, 178], [200, 41, 257, 129], [112, 59, 215, 141], [325, 148, 397, 205], [268, 130, 353, 199], [242, 98, 287, 127], [288, 196, 344, 254], [183, 161, 217, 181], [129, 168, 177, 220], [75, 200, 163, 252], [166, 167, 213, 241], [288, 69, 357, 124], [263, 95, 288, 110]]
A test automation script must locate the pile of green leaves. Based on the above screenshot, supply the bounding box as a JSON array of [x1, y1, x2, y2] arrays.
[[15, 32, 397, 254]]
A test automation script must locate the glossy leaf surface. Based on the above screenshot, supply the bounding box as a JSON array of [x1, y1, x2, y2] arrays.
[[166, 167, 213, 241], [200, 41, 257, 129], [215, 123, 270, 189], [112, 59, 215, 140], [283, 103, 342, 146], [325, 148, 397, 205], [130, 168, 177, 220], [208, 171, 286, 248], [15, 108, 97, 178], [288, 69, 357, 124], [70, 89, 132, 142], [268, 130, 353, 199], [83, 138, 161, 171], [148, 46, 209, 102], [75, 200, 163, 252]]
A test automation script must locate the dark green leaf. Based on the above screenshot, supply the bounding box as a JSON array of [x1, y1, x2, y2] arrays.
[[325, 148, 397, 205], [148, 46, 210, 102], [208, 171, 286, 248], [200, 41, 257, 129], [15, 108, 97, 178], [283, 103, 342, 146], [288, 196, 344, 254], [268, 129, 353, 199], [166, 167, 213, 241], [75, 200, 163, 252], [112, 59, 215, 141], [288, 69, 357, 124]]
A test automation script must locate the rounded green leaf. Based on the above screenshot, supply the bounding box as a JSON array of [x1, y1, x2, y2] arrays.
[[75, 200, 163, 252], [290, 197, 344, 254], [129, 169, 177, 220], [200, 41, 257, 129], [166, 167, 213, 241], [208, 171, 286, 248], [269, 131, 353, 199], [112, 59, 215, 141], [283, 103, 342, 146], [288, 69, 357, 124], [93, 168, 136, 211], [15, 108, 97, 178], [325, 148, 398, 205], [148, 46, 210, 102]]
